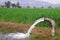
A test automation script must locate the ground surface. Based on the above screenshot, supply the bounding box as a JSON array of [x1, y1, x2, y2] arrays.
[[0, 21, 60, 40]]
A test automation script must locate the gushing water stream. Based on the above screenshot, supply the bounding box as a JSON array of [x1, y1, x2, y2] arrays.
[[0, 18, 44, 40], [0, 18, 56, 40]]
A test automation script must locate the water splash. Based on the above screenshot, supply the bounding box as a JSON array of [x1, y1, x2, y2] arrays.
[[0, 32, 6, 40], [26, 18, 44, 35], [2, 18, 44, 40], [0, 18, 56, 40]]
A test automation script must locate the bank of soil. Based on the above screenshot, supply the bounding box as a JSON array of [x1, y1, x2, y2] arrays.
[[0, 21, 60, 40]]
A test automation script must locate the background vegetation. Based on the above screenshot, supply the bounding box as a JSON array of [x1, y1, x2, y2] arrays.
[[0, 8, 60, 27]]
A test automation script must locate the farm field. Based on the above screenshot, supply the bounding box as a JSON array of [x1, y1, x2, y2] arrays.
[[0, 8, 60, 40]]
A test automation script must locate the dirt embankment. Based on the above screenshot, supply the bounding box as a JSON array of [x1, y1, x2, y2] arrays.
[[0, 21, 60, 40]]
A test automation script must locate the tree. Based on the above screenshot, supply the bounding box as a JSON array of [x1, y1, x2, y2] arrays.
[[16, 2, 19, 7], [48, 6, 52, 8], [16, 2, 21, 8], [27, 6, 30, 8], [1, 5, 5, 8], [5, 1, 11, 8], [11, 4, 16, 8], [41, 6, 44, 8], [17, 6, 21, 8], [34, 6, 36, 8]]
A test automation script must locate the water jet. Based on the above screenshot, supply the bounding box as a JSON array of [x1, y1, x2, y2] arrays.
[[0, 18, 56, 40]]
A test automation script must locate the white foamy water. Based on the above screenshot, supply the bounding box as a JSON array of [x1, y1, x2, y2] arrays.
[[26, 18, 44, 35], [0, 18, 44, 40], [0, 32, 6, 40], [0, 17, 56, 40]]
